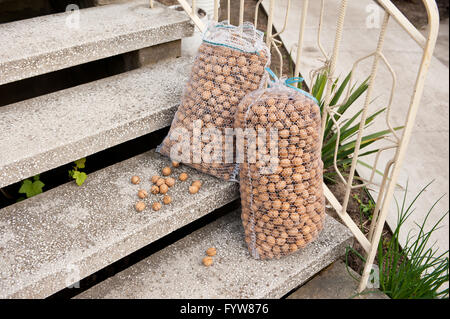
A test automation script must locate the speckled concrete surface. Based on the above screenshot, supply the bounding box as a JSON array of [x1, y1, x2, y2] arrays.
[[0, 56, 193, 188], [287, 260, 388, 299], [0, 150, 239, 298], [75, 210, 353, 299], [0, 1, 193, 85]]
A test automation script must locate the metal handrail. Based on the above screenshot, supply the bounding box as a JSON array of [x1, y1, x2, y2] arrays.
[[164, 0, 440, 293]]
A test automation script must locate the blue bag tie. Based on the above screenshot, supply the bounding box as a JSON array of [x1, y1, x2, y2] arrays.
[[265, 67, 319, 105]]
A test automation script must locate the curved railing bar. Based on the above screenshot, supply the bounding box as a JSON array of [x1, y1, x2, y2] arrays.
[[358, 0, 440, 292], [377, 0, 427, 48], [272, 0, 291, 38], [341, 12, 391, 217], [254, 0, 263, 28]]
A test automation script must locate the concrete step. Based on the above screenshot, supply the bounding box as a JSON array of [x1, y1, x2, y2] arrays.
[[0, 0, 193, 86], [75, 210, 353, 299], [0, 56, 192, 188], [287, 260, 388, 299], [0, 149, 239, 298]]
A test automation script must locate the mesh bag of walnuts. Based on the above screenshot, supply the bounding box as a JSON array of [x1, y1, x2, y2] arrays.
[[236, 70, 325, 260], [157, 21, 270, 181]]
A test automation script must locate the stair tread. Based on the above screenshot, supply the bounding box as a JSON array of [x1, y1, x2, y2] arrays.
[[0, 150, 239, 298], [76, 210, 354, 299], [0, 56, 192, 188], [0, 0, 193, 85]]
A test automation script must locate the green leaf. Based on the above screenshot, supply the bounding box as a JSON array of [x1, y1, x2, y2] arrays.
[[33, 180, 45, 193], [72, 171, 87, 186], [312, 72, 328, 103], [321, 108, 391, 158], [74, 158, 86, 169], [323, 78, 370, 140], [329, 71, 352, 106], [19, 180, 32, 194], [18, 178, 44, 198]]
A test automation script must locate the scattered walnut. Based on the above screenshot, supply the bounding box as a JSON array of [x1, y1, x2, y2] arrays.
[[137, 189, 148, 199], [159, 184, 169, 195], [156, 178, 166, 187], [206, 247, 216, 257], [202, 257, 213, 267], [151, 185, 160, 195], [163, 195, 172, 205], [165, 177, 176, 187], [152, 202, 162, 212], [172, 161, 180, 168], [162, 166, 172, 176], [192, 180, 202, 189], [151, 175, 160, 184], [135, 201, 146, 212], [189, 185, 199, 194]]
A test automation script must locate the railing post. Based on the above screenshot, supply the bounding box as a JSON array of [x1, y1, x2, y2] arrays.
[[239, 0, 245, 25], [177, 0, 207, 32], [214, 0, 219, 22], [266, 0, 274, 49], [320, 0, 348, 147], [295, 0, 309, 78]]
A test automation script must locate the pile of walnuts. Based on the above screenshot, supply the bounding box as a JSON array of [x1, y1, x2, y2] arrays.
[[236, 90, 325, 260], [159, 42, 268, 181]]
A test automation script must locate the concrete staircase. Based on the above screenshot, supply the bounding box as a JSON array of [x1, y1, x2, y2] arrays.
[[0, 0, 353, 299]]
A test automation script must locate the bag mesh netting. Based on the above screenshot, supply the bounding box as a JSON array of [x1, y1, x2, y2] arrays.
[[235, 72, 325, 260], [157, 21, 270, 181]]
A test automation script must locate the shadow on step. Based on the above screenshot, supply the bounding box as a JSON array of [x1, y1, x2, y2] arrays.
[[0, 127, 169, 209]]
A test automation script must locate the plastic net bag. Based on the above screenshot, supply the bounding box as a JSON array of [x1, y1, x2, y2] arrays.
[[157, 21, 270, 181], [236, 70, 325, 260]]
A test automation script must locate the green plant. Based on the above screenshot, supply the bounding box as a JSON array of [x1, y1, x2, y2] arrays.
[[378, 181, 449, 299], [68, 158, 87, 186], [353, 193, 376, 229], [310, 71, 402, 183], [18, 175, 44, 199], [347, 181, 449, 299]]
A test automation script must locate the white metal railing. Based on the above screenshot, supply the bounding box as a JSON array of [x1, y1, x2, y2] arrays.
[[163, 0, 440, 293]]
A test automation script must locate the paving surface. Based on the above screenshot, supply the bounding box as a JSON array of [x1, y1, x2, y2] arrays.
[[0, 0, 193, 85], [263, 0, 449, 258], [432, 17, 449, 67], [0, 150, 239, 298], [287, 260, 388, 299], [75, 210, 353, 299], [0, 56, 193, 188]]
